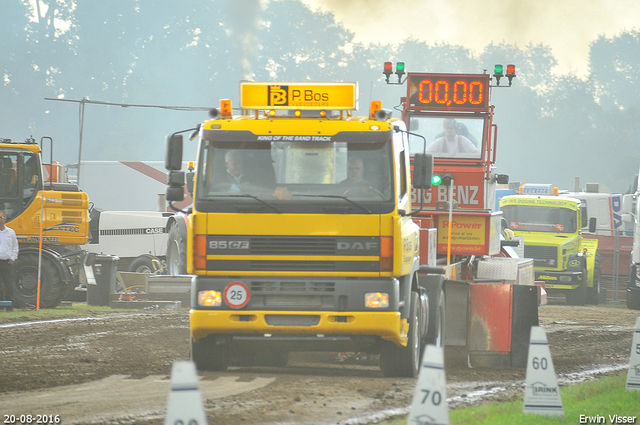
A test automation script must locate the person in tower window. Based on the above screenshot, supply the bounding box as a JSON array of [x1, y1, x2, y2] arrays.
[[426, 118, 480, 157]]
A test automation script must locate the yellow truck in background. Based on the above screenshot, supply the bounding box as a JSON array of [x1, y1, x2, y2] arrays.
[[0, 137, 92, 308], [164, 82, 444, 377], [500, 184, 600, 305]]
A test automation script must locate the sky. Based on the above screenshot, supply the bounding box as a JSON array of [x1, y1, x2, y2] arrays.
[[301, 0, 640, 78]]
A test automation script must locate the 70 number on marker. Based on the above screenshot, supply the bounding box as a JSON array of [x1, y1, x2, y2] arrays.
[[223, 282, 250, 309], [420, 389, 442, 405]]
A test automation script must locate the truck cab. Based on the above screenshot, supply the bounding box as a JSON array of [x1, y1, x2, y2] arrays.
[[165, 82, 441, 377], [500, 184, 600, 305]]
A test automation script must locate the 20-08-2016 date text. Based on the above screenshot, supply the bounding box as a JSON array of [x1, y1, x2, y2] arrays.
[[3, 415, 61, 424]]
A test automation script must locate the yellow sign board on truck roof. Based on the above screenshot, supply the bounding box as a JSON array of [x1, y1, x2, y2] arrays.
[[500, 195, 578, 210], [240, 82, 358, 110]]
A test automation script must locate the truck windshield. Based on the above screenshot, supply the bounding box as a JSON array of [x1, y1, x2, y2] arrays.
[[501, 205, 578, 233], [407, 115, 484, 159], [196, 138, 394, 213]]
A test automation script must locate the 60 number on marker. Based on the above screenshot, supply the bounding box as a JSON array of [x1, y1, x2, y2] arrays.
[[223, 282, 250, 309]]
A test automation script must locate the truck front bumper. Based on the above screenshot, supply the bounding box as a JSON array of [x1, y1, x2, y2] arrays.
[[534, 270, 584, 291], [190, 275, 409, 348], [191, 310, 407, 347]]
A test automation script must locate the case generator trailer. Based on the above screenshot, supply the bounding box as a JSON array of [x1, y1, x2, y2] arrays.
[[0, 137, 93, 308], [387, 63, 538, 367], [166, 82, 442, 377]]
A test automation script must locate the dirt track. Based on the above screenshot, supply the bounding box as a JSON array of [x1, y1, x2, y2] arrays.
[[0, 303, 638, 424]]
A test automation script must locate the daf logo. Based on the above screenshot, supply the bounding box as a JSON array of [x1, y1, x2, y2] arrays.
[[337, 242, 378, 250], [568, 259, 581, 267]]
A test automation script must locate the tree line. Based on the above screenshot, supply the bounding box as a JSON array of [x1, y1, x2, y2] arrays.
[[1, 0, 638, 192]]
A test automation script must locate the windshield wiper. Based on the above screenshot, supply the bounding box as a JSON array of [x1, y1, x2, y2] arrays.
[[292, 194, 371, 214], [214, 194, 282, 213]]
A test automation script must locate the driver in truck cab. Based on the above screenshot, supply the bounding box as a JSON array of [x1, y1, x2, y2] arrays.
[[213, 149, 250, 192], [338, 157, 371, 188]]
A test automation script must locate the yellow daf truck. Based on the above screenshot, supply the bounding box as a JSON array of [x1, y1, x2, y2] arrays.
[[499, 184, 600, 305], [164, 82, 444, 377]]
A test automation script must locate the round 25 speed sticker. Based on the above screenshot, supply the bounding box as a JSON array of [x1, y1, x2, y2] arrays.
[[223, 281, 250, 309]]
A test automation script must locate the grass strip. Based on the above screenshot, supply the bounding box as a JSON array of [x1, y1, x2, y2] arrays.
[[384, 372, 639, 424]]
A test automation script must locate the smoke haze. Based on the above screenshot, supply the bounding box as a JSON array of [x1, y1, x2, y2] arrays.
[[302, 0, 640, 76], [227, 0, 263, 80]]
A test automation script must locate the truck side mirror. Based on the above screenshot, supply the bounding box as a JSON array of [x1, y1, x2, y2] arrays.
[[588, 217, 597, 233], [622, 194, 635, 214], [412, 153, 433, 190], [165, 134, 183, 171], [186, 171, 195, 197], [166, 170, 185, 202], [496, 174, 509, 185]]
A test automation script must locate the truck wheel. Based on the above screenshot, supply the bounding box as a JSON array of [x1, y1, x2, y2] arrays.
[[13, 253, 67, 309], [380, 291, 422, 377], [190, 335, 229, 371], [167, 223, 187, 275], [587, 253, 602, 305], [627, 289, 640, 310], [128, 255, 157, 274], [567, 271, 587, 306], [425, 287, 445, 347]]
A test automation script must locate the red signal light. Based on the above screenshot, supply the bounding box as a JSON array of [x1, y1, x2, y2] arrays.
[[506, 64, 516, 86], [383, 61, 393, 82]]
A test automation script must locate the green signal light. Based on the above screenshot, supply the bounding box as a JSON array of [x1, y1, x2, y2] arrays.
[[432, 174, 442, 186], [494, 64, 504, 75], [396, 62, 405, 72]]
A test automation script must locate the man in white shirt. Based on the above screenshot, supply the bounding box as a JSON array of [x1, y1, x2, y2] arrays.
[[426, 119, 480, 156], [215, 150, 246, 192], [0, 210, 18, 311]]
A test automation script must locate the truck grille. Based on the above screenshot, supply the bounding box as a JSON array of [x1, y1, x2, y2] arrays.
[[251, 280, 335, 292], [60, 192, 85, 206], [206, 235, 380, 273], [207, 260, 378, 272], [251, 281, 335, 292], [62, 211, 84, 223], [264, 296, 323, 307], [251, 281, 333, 308], [523, 245, 558, 268], [250, 236, 337, 255]]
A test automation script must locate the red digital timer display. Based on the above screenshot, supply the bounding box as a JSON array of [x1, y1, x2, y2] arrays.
[[407, 73, 490, 111]]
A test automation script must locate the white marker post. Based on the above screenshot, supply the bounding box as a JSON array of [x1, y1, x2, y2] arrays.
[[523, 326, 564, 416], [164, 360, 208, 425], [407, 345, 450, 425], [626, 317, 640, 391]]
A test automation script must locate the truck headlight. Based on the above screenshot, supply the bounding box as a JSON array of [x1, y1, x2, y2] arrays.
[[365, 292, 389, 308], [198, 290, 222, 307]]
